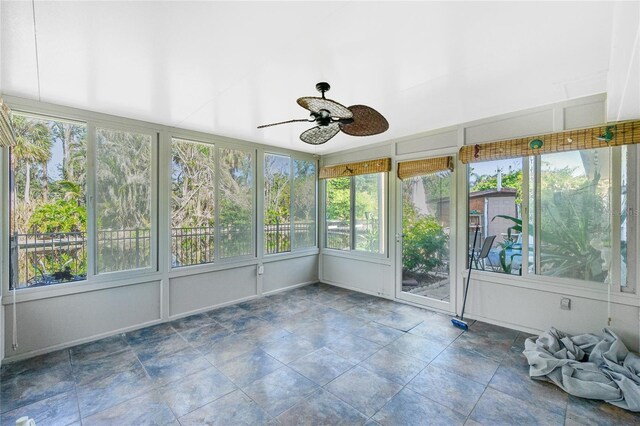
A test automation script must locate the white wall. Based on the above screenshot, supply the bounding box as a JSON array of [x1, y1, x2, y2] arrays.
[[320, 93, 640, 351]]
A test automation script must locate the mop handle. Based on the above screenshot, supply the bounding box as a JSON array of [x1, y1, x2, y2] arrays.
[[460, 225, 480, 321]]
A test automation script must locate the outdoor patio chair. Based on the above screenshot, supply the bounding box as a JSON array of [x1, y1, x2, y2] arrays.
[[473, 235, 497, 271]]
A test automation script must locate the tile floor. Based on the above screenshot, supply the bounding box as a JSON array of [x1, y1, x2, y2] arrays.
[[2, 282, 639, 425]]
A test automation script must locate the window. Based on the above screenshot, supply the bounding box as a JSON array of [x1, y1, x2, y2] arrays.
[[325, 173, 385, 254], [467, 147, 631, 287], [171, 138, 216, 267], [96, 127, 153, 273], [9, 114, 87, 288], [264, 153, 316, 255], [219, 148, 253, 258]]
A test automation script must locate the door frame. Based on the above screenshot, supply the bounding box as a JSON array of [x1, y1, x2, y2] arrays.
[[395, 155, 458, 313]]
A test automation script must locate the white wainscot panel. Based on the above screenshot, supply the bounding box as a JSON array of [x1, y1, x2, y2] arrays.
[[464, 109, 554, 144], [263, 255, 318, 294], [321, 254, 393, 298], [4, 281, 161, 359], [322, 145, 392, 166], [396, 130, 458, 156], [563, 101, 605, 130], [465, 278, 640, 351], [169, 266, 257, 317]]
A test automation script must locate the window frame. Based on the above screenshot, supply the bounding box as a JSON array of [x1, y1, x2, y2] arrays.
[[323, 172, 387, 257]]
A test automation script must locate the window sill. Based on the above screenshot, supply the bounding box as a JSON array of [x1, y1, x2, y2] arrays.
[[321, 248, 391, 265], [465, 269, 640, 307], [169, 257, 259, 278], [262, 248, 320, 262]]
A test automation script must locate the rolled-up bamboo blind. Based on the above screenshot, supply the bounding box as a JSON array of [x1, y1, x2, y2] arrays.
[[397, 156, 453, 180], [459, 120, 640, 164], [319, 157, 391, 179], [0, 97, 17, 148]]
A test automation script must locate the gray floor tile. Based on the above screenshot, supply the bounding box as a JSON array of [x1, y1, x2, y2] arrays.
[[0, 349, 70, 380], [209, 304, 253, 322], [179, 389, 271, 425], [350, 322, 405, 346], [276, 388, 368, 426], [430, 346, 500, 385], [290, 322, 345, 347], [227, 315, 271, 333], [325, 333, 383, 364], [565, 394, 640, 425], [260, 333, 322, 364], [470, 387, 564, 425], [82, 391, 176, 425], [1, 366, 75, 413], [1, 390, 79, 426], [170, 312, 216, 332], [288, 347, 354, 386], [140, 346, 211, 386], [236, 323, 292, 346], [360, 346, 428, 385], [70, 335, 129, 364], [373, 310, 425, 331], [345, 305, 391, 322], [452, 332, 514, 362], [177, 322, 234, 349], [373, 387, 466, 426], [243, 366, 319, 417], [408, 314, 464, 343], [202, 333, 261, 366], [325, 366, 402, 417], [125, 323, 177, 345], [76, 366, 153, 418], [217, 349, 284, 387], [72, 348, 141, 385], [407, 364, 486, 416], [159, 366, 237, 417], [131, 333, 191, 362], [386, 333, 449, 362], [237, 297, 274, 311]]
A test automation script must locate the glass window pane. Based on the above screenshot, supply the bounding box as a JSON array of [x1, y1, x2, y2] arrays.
[[325, 177, 351, 250], [467, 159, 523, 274], [621, 146, 628, 288], [293, 159, 316, 249], [96, 128, 152, 273], [355, 173, 383, 253], [171, 138, 215, 267], [264, 153, 291, 254], [10, 115, 87, 288], [539, 148, 611, 282], [402, 171, 451, 300], [219, 148, 253, 258]]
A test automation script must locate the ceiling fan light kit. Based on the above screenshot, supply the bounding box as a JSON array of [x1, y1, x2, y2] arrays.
[[258, 82, 389, 145]]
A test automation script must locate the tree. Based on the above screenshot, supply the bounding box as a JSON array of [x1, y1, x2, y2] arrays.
[[11, 115, 52, 204]]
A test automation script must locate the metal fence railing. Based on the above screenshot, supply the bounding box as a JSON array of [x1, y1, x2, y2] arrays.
[[11, 222, 317, 288]]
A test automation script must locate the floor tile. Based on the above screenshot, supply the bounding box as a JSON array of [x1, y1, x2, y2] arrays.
[[489, 363, 568, 416], [170, 312, 216, 332], [76, 366, 153, 418], [1, 366, 75, 413], [345, 305, 391, 323], [72, 348, 141, 385], [82, 391, 176, 425], [131, 333, 191, 362], [565, 394, 640, 425], [276, 388, 368, 426], [373, 310, 425, 332], [470, 387, 564, 425], [290, 322, 345, 347], [202, 333, 261, 366], [407, 364, 485, 416], [350, 322, 404, 346], [1, 390, 79, 426], [430, 346, 500, 385], [386, 333, 449, 362], [69, 334, 129, 364], [217, 349, 284, 387], [243, 366, 319, 417], [237, 297, 274, 311], [0, 349, 70, 380], [179, 389, 271, 425], [159, 366, 237, 417], [325, 333, 383, 364], [359, 347, 428, 385], [373, 387, 466, 426], [177, 322, 234, 349], [407, 313, 464, 343], [324, 297, 362, 311], [452, 332, 514, 361], [325, 366, 402, 417], [236, 323, 292, 346], [227, 315, 271, 333], [260, 333, 322, 364], [288, 348, 355, 386], [125, 323, 177, 345], [140, 346, 211, 386], [209, 304, 253, 323]]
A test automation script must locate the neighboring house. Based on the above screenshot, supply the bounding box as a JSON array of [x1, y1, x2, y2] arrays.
[[469, 188, 518, 249]]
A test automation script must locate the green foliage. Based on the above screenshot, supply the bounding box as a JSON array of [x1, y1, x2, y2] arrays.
[[471, 169, 522, 204], [402, 201, 448, 274], [28, 199, 87, 234]]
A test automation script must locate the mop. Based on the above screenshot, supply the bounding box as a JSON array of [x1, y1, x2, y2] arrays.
[[452, 225, 479, 330]]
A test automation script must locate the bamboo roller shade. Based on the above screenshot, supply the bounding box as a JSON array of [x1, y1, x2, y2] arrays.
[[397, 156, 454, 180], [319, 157, 391, 179], [459, 120, 640, 164], [0, 97, 16, 148]]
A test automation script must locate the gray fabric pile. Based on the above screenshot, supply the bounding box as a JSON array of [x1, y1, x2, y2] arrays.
[[523, 327, 640, 412]]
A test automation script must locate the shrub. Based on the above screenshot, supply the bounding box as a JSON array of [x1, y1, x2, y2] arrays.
[[403, 214, 448, 275]]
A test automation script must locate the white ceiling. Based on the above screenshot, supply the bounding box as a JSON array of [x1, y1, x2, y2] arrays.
[[1, 1, 638, 153]]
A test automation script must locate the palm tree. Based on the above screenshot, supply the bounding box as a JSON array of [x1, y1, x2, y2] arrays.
[[11, 115, 52, 204]]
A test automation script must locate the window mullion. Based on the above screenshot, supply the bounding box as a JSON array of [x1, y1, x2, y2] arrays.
[[610, 147, 622, 291], [350, 176, 356, 250], [87, 122, 96, 280], [534, 156, 542, 276], [290, 157, 295, 251]]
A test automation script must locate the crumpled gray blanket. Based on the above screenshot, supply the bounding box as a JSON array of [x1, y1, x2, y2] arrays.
[[523, 327, 640, 412]]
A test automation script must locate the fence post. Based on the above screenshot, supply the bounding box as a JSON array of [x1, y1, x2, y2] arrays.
[[135, 228, 140, 268], [275, 219, 280, 253]]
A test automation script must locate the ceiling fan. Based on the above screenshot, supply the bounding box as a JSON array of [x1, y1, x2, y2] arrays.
[[258, 82, 389, 145]]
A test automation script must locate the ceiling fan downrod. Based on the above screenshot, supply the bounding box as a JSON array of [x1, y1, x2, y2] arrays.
[[315, 82, 330, 99]]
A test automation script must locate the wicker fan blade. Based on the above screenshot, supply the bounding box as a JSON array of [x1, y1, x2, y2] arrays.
[[300, 123, 341, 145], [297, 97, 353, 119], [339, 105, 389, 136]]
